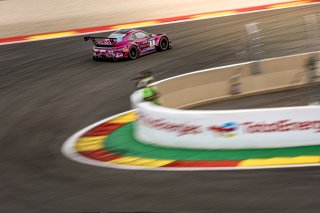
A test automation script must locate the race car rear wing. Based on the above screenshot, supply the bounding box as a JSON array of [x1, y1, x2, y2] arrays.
[[84, 36, 117, 45]]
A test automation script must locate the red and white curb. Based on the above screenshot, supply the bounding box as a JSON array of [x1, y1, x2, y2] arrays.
[[62, 110, 320, 171]]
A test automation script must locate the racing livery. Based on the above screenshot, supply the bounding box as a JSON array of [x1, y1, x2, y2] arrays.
[[84, 29, 171, 61]]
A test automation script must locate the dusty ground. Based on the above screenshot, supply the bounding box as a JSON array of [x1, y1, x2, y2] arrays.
[[0, 0, 290, 37]]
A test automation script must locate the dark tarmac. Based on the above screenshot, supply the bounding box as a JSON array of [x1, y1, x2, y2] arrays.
[[1, 5, 320, 212]]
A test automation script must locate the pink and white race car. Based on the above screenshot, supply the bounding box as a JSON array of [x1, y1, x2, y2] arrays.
[[84, 29, 171, 61]]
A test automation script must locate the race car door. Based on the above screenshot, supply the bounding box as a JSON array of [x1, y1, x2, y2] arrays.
[[134, 31, 156, 54]]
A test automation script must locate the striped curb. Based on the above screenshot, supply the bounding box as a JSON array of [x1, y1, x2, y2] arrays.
[[63, 111, 320, 171], [1, 0, 320, 45]]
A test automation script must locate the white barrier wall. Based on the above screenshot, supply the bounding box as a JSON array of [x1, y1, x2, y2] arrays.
[[132, 52, 320, 150], [132, 94, 320, 149]]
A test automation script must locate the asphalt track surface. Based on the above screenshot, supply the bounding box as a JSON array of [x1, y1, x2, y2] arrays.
[[1, 5, 320, 213]]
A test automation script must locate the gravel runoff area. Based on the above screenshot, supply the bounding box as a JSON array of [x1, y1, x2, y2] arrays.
[[0, 0, 290, 38]]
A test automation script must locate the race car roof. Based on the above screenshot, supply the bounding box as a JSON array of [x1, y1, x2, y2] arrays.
[[116, 29, 135, 34]]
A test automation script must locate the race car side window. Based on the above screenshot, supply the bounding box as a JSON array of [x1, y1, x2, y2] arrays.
[[135, 32, 149, 39], [127, 35, 136, 41]]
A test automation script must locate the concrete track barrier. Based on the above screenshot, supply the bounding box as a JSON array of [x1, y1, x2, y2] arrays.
[[156, 52, 320, 109], [132, 52, 320, 150]]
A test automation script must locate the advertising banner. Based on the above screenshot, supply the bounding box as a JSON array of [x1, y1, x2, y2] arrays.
[[134, 100, 320, 149]]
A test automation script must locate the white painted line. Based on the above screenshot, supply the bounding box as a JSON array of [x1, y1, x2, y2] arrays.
[[1, 1, 319, 46], [154, 62, 249, 85]]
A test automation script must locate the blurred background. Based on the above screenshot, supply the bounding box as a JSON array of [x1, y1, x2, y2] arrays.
[[0, 0, 293, 38], [1, 0, 320, 212]]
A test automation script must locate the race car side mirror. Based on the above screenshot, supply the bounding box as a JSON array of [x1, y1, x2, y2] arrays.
[[84, 36, 91, 41]]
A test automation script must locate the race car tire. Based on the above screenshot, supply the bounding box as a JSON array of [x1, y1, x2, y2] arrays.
[[157, 37, 169, 51], [129, 45, 138, 60]]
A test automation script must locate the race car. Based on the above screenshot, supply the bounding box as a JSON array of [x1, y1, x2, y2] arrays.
[[84, 29, 171, 61]]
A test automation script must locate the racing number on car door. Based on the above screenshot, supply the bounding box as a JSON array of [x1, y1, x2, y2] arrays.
[[149, 39, 155, 48]]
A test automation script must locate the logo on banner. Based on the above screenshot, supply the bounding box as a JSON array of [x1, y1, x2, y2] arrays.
[[139, 114, 203, 136], [208, 122, 240, 137], [242, 120, 320, 133], [138, 112, 320, 138], [207, 119, 320, 138]]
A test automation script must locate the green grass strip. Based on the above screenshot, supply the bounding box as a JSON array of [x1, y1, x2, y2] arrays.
[[104, 122, 320, 161]]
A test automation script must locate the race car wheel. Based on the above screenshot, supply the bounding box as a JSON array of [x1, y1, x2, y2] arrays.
[[158, 37, 169, 51], [129, 45, 138, 60]]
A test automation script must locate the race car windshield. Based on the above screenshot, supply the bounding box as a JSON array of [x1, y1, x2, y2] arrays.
[[108, 33, 126, 42]]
